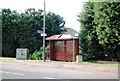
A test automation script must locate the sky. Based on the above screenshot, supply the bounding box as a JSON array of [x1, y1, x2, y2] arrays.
[[0, 0, 88, 32]]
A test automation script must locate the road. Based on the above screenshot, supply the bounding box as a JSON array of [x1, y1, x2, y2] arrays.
[[0, 60, 118, 79]]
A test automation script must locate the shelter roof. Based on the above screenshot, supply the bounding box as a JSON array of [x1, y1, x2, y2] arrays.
[[46, 34, 78, 40]]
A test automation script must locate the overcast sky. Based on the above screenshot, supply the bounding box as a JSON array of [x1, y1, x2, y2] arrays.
[[0, 0, 88, 32]]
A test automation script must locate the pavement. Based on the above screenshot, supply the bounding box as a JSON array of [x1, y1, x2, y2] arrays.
[[1, 59, 118, 73]]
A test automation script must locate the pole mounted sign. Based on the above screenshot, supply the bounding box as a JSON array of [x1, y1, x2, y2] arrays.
[[37, 30, 47, 36], [41, 33, 47, 36], [37, 30, 43, 34]]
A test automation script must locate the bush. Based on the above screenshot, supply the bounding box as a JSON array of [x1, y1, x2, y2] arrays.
[[83, 53, 93, 61], [28, 44, 50, 60], [29, 50, 42, 60]]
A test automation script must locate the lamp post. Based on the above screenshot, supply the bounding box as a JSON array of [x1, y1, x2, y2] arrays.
[[43, 0, 46, 62]]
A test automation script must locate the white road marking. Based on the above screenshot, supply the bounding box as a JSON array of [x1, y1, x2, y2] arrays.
[[43, 77, 56, 79], [0, 71, 24, 76]]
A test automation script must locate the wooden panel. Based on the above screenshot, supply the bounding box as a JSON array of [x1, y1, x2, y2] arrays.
[[74, 39, 79, 61], [66, 40, 73, 55], [50, 41, 55, 60], [75, 39, 79, 55], [66, 40, 73, 61], [53, 40, 64, 60]]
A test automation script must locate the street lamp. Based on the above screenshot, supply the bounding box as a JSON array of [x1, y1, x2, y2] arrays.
[[37, 0, 47, 62], [43, 0, 46, 62]]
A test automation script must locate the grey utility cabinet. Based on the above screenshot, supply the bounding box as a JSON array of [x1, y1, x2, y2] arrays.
[[16, 48, 29, 60]]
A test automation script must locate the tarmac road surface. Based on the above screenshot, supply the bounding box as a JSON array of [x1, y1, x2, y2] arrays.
[[0, 60, 118, 79]]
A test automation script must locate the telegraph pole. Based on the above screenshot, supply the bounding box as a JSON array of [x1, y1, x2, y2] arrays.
[[43, 0, 46, 62]]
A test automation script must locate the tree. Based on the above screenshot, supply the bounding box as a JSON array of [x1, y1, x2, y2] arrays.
[[2, 8, 66, 57], [78, 2, 103, 60], [0, 9, 2, 56], [78, 1, 120, 61], [94, 2, 120, 61], [46, 12, 65, 37], [2, 9, 16, 57]]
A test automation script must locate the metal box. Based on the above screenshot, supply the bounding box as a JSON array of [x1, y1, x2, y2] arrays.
[[76, 55, 82, 63], [16, 48, 28, 60]]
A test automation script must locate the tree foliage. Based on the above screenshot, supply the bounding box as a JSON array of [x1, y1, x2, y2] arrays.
[[78, 2, 104, 60], [2, 8, 65, 57], [78, 1, 120, 61], [94, 2, 120, 60]]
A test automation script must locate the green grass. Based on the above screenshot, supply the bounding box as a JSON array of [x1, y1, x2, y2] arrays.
[[0, 57, 118, 67], [77, 61, 119, 67], [0, 57, 16, 60], [26, 59, 50, 62], [0, 57, 50, 62]]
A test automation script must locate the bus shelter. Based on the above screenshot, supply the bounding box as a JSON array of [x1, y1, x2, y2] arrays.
[[46, 34, 79, 62]]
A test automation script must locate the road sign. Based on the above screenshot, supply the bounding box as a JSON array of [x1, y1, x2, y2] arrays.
[[37, 30, 43, 34], [41, 33, 47, 36]]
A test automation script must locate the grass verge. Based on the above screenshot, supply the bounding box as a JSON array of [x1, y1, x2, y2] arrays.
[[77, 61, 119, 67]]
